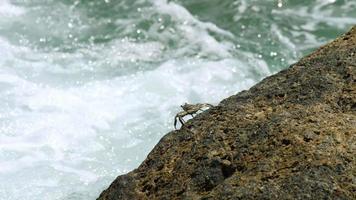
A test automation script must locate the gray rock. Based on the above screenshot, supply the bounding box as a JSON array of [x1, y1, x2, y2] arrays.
[[97, 26, 356, 200]]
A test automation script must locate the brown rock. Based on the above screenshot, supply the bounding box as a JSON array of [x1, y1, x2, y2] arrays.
[[98, 26, 356, 200]]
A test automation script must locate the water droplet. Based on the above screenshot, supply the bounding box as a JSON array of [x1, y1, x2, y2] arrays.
[[68, 22, 73, 28], [270, 52, 277, 57], [159, 25, 165, 30], [251, 6, 260, 12], [257, 34, 261, 38], [136, 29, 141, 34], [168, 28, 175, 33], [277, 0, 283, 8]]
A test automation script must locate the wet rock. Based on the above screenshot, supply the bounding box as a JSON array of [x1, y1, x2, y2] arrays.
[[97, 26, 356, 200]]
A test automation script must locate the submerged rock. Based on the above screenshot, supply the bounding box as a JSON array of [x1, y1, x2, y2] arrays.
[[98, 26, 356, 200]]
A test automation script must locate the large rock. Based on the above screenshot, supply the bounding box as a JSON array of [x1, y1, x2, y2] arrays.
[[98, 26, 356, 200]]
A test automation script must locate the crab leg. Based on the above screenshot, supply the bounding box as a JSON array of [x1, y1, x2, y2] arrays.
[[174, 117, 178, 129], [178, 117, 185, 129], [174, 116, 186, 129], [179, 117, 185, 125]]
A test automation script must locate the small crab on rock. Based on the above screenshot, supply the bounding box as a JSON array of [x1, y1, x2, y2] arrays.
[[174, 103, 214, 129]]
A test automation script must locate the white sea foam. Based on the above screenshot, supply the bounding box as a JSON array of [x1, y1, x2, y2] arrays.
[[272, 6, 356, 29], [152, 0, 234, 58], [0, 37, 255, 199], [0, 0, 25, 17]]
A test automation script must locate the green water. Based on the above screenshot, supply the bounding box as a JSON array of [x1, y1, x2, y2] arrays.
[[0, 0, 354, 199]]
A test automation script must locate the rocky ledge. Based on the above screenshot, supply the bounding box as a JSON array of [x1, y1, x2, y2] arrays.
[[98, 26, 356, 200]]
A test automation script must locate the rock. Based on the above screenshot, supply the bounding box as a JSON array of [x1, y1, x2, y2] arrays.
[[97, 26, 356, 200]]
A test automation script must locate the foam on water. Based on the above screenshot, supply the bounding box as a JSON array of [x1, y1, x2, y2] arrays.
[[0, 0, 25, 17], [0, 0, 355, 199]]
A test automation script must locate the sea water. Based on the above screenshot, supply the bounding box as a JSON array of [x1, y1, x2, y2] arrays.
[[0, 0, 355, 199]]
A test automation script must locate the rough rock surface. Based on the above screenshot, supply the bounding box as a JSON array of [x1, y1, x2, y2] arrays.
[[98, 26, 356, 200]]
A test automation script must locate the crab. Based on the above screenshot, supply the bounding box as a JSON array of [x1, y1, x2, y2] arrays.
[[174, 103, 214, 129]]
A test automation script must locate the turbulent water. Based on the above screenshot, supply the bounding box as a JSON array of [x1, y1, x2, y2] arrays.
[[0, 0, 355, 199]]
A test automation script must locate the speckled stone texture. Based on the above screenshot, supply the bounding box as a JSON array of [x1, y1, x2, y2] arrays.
[[98, 26, 356, 200]]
